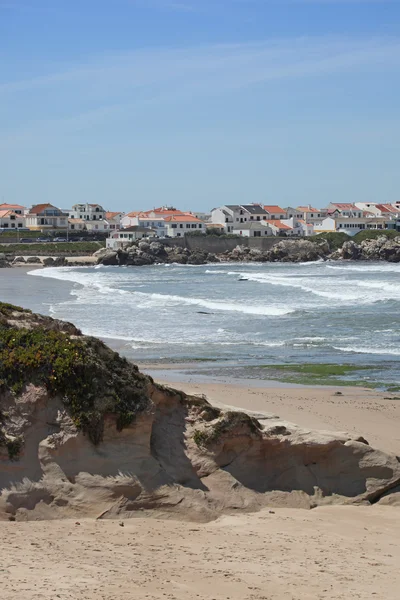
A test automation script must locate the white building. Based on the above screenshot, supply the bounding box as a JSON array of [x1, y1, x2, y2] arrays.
[[105, 211, 125, 230], [264, 205, 287, 220], [327, 203, 363, 218], [25, 204, 68, 230], [106, 227, 156, 249], [164, 214, 204, 237], [210, 204, 270, 233], [232, 221, 273, 237], [0, 209, 26, 229], [68, 203, 105, 221]]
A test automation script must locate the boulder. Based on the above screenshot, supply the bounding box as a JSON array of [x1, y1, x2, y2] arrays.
[[26, 256, 42, 264], [96, 250, 119, 266], [341, 240, 361, 260], [12, 256, 26, 264]]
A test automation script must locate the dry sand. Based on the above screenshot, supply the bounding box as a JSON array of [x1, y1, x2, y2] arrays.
[[153, 379, 400, 455], [1, 506, 399, 600]]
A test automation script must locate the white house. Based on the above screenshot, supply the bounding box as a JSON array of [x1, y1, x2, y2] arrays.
[[164, 214, 204, 237], [0, 210, 26, 229], [106, 227, 156, 249], [105, 211, 125, 230], [232, 221, 273, 237], [68, 203, 105, 221], [25, 204, 68, 230], [211, 204, 270, 233], [264, 205, 287, 220], [327, 203, 363, 218]]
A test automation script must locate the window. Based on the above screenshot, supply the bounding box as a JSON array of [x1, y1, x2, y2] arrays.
[[198, 224, 202, 228], [171, 224, 177, 228], [257, 216, 260, 221], [191, 224, 197, 228], [177, 233, 181, 237], [93, 215, 96, 220], [254, 231, 261, 237], [236, 218, 239, 221], [3, 223, 8, 228], [186, 224, 191, 228], [250, 216, 254, 220], [180, 224, 183, 228], [18, 223, 22, 228], [11, 215, 15, 220]]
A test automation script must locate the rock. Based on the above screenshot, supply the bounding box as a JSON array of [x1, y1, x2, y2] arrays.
[[97, 250, 118, 266], [26, 256, 42, 264], [263, 240, 327, 263], [12, 256, 26, 264], [138, 241, 151, 252], [1, 303, 400, 520], [42, 257, 55, 266], [341, 240, 361, 260]]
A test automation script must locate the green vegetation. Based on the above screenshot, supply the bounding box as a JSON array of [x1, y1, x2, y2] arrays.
[[0, 241, 105, 254], [193, 411, 262, 447], [0, 303, 150, 451], [256, 363, 385, 388], [354, 229, 400, 242], [309, 232, 349, 250]]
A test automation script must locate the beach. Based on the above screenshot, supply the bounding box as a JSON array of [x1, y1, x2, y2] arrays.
[[2, 506, 400, 600], [1, 265, 400, 599]]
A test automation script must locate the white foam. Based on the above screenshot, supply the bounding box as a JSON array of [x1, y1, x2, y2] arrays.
[[334, 346, 400, 356]]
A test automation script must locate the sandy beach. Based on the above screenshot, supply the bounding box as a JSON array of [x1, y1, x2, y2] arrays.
[[1, 506, 399, 600]]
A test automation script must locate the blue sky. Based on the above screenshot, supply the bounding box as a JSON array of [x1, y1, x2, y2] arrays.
[[1, 0, 400, 211]]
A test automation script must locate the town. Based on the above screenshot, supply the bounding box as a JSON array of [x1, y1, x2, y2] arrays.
[[1, 201, 399, 248]]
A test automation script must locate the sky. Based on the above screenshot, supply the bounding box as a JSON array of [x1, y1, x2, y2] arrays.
[[1, 0, 400, 212]]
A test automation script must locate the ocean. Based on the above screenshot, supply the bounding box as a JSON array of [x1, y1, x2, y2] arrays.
[[2, 261, 400, 386]]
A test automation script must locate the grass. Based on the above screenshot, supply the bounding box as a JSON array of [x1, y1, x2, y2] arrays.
[[0, 241, 105, 254], [0, 302, 151, 456], [354, 229, 400, 242], [310, 232, 349, 250]]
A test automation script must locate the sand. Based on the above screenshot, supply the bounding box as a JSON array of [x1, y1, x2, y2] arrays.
[[150, 378, 400, 455], [1, 506, 399, 600]]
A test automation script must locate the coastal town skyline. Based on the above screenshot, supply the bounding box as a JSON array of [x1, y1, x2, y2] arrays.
[[2, 1, 400, 210]]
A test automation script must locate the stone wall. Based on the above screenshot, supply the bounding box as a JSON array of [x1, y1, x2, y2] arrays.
[[162, 235, 281, 253]]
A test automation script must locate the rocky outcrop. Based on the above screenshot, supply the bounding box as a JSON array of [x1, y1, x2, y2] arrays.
[[1, 303, 400, 521], [0, 253, 11, 268], [333, 235, 400, 263], [96, 242, 218, 267]]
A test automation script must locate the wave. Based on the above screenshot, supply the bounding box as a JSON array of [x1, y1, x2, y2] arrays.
[[30, 267, 293, 316], [327, 263, 400, 273], [333, 346, 400, 356]]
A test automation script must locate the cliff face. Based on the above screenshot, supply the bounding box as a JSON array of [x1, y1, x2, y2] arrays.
[[1, 302, 400, 522]]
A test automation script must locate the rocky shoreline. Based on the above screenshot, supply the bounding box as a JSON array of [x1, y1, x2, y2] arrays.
[[95, 235, 400, 266], [1, 235, 399, 268]]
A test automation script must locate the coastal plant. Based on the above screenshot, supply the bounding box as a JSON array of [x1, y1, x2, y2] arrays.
[[193, 411, 262, 448], [0, 303, 151, 449]]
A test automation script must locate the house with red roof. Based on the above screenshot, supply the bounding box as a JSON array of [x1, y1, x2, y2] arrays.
[[25, 204, 68, 230], [164, 214, 205, 237]]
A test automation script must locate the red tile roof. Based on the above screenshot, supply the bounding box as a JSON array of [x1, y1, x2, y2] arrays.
[[329, 203, 359, 211], [164, 214, 202, 223], [266, 220, 292, 230], [376, 204, 399, 214], [264, 205, 286, 214], [297, 206, 320, 213], [28, 203, 57, 214], [105, 211, 122, 219], [0, 203, 25, 210], [0, 210, 21, 218]]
